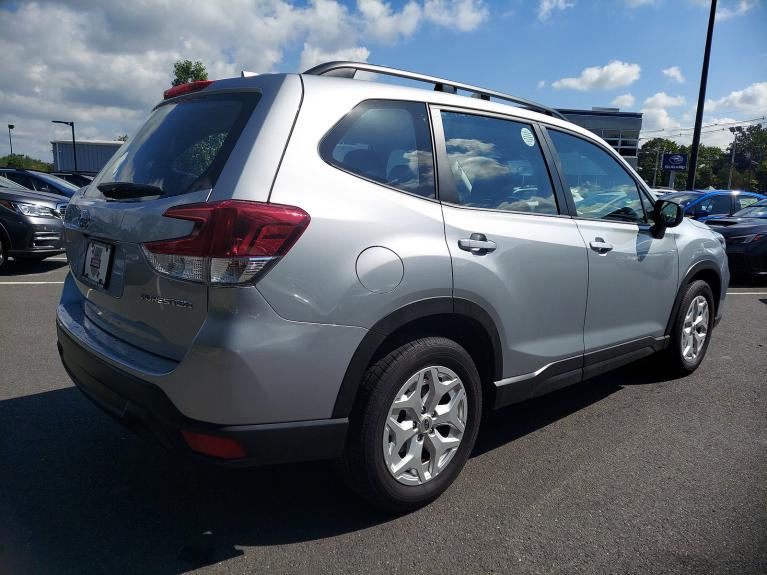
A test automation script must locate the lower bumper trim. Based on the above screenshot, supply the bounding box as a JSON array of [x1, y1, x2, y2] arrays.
[[57, 322, 348, 466]]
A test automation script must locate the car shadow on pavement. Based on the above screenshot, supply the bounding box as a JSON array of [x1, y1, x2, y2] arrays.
[[0, 258, 68, 276], [0, 360, 669, 574]]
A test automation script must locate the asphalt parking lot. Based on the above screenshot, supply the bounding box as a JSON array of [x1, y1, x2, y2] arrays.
[[0, 258, 765, 575]]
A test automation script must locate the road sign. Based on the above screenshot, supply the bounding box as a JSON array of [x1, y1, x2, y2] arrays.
[[662, 153, 688, 171]]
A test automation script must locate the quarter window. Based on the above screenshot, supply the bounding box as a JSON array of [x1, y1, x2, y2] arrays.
[[320, 100, 435, 198], [439, 112, 558, 214], [549, 130, 646, 223]]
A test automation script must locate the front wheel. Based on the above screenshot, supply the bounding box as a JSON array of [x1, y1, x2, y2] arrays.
[[663, 280, 715, 375], [341, 337, 482, 513]]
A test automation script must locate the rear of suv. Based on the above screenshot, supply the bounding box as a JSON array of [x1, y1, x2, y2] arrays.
[[57, 62, 728, 511]]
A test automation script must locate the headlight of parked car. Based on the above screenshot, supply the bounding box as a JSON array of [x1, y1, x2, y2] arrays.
[[0, 200, 60, 219]]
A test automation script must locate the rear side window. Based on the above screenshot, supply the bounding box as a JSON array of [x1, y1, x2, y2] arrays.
[[439, 112, 558, 214], [548, 130, 647, 223], [320, 100, 435, 198], [92, 92, 260, 198], [694, 194, 731, 216]]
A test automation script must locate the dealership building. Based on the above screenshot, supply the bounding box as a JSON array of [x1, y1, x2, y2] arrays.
[[557, 107, 643, 169], [51, 139, 124, 174]]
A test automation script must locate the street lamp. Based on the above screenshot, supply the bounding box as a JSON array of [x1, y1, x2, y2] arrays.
[[7, 124, 13, 157], [51, 120, 77, 173]]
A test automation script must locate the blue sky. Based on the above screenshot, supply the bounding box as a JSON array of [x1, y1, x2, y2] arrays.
[[1, 0, 765, 159]]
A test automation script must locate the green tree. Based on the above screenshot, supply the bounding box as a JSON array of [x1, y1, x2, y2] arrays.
[[0, 154, 53, 171], [172, 59, 208, 86], [729, 124, 767, 192], [637, 138, 679, 188]]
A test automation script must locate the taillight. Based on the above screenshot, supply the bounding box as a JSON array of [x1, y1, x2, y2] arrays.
[[142, 200, 310, 285], [163, 80, 214, 100]]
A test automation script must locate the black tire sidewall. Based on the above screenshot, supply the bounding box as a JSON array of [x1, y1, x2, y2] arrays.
[[362, 338, 482, 509], [671, 280, 714, 372]]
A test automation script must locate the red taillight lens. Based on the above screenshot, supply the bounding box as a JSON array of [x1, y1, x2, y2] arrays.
[[163, 80, 214, 100], [181, 430, 247, 460], [142, 200, 310, 285]]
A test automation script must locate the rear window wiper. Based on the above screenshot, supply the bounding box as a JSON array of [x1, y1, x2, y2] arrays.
[[97, 181, 165, 200]]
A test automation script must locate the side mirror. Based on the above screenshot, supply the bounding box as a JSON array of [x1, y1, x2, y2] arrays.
[[651, 199, 684, 238]]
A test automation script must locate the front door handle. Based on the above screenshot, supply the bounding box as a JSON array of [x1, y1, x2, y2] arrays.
[[589, 238, 614, 254], [458, 233, 497, 254]]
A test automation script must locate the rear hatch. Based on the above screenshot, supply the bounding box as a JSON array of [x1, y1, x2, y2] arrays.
[[64, 85, 264, 361]]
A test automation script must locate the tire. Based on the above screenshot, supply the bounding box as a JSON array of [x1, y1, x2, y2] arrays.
[[663, 280, 715, 375], [340, 336, 482, 513], [0, 235, 7, 271]]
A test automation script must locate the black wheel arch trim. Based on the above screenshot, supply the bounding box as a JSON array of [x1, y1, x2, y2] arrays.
[[332, 297, 504, 418], [665, 260, 722, 336]]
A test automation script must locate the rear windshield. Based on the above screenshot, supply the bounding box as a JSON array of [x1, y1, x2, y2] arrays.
[[91, 92, 260, 198]]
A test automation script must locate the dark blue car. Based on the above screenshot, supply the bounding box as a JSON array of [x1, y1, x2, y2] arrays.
[[0, 169, 80, 198], [660, 189, 766, 221], [706, 199, 767, 276]]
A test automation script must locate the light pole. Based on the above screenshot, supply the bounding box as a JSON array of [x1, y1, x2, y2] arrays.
[[7, 124, 13, 157], [52, 120, 77, 173], [686, 0, 717, 190], [727, 127, 738, 189]]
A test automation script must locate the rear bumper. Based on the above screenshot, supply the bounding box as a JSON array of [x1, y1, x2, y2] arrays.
[[57, 322, 348, 466]]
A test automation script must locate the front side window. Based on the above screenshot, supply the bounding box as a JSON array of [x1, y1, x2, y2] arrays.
[[549, 130, 646, 223], [694, 194, 731, 216], [320, 100, 435, 198], [439, 112, 558, 214]]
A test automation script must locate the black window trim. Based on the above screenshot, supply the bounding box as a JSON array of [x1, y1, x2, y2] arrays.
[[541, 124, 656, 227], [429, 104, 571, 219], [317, 98, 440, 203]]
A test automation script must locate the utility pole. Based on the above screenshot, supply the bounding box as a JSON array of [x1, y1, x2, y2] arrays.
[[727, 127, 737, 189], [653, 147, 663, 187], [52, 120, 78, 173], [7, 124, 13, 156], [687, 0, 717, 190]]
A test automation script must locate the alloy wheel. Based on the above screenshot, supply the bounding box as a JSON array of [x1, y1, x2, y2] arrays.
[[681, 295, 709, 361], [382, 365, 468, 485]]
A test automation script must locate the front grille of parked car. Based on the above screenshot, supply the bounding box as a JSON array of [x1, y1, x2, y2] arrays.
[[56, 203, 68, 219]]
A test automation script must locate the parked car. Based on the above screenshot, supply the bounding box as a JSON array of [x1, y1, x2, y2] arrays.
[[0, 168, 80, 198], [659, 189, 766, 220], [56, 62, 729, 511], [706, 198, 767, 276], [0, 185, 67, 270], [52, 172, 94, 187]]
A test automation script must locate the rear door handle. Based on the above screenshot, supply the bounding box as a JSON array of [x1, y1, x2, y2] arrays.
[[458, 233, 497, 254], [589, 238, 614, 254]]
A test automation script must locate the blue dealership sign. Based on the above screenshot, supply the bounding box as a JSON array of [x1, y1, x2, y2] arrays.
[[662, 153, 688, 171]]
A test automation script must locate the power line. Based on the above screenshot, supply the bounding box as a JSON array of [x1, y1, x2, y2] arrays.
[[638, 116, 766, 140]]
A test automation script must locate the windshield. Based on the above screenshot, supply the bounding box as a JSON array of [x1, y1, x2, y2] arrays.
[[0, 175, 26, 189], [662, 192, 700, 207], [34, 172, 79, 193], [733, 200, 767, 218], [91, 92, 260, 199]]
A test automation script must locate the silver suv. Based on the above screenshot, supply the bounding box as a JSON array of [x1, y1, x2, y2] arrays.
[[57, 62, 728, 511]]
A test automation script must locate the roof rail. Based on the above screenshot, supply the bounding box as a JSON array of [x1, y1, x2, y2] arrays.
[[303, 61, 568, 122]]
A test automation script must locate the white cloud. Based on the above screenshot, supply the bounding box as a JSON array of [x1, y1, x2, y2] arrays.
[[537, 80, 547, 89], [644, 92, 686, 108], [424, 0, 488, 31], [552, 60, 641, 91], [358, 0, 422, 42], [662, 66, 685, 84], [611, 93, 636, 108], [640, 107, 682, 134], [0, 0, 488, 160], [538, 0, 575, 21], [706, 82, 767, 115], [625, 0, 656, 6], [717, 0, 757, 20]]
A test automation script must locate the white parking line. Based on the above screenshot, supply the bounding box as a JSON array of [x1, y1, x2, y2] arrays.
[[0, 281, 65, 285], [726, 292, 767, 295]]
